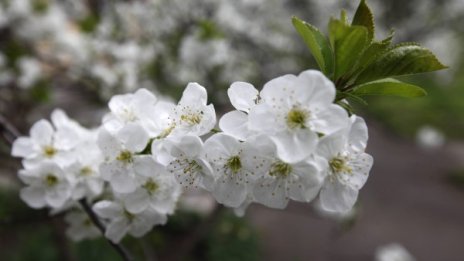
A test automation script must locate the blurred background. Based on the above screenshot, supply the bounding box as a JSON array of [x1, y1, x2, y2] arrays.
[[0, 0, 463, 260]]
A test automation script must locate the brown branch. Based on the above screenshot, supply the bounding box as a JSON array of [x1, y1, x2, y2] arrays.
[[0, 114, 21, 146], [78, 199, 134, 261]]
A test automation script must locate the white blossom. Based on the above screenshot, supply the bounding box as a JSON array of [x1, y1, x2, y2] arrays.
[[219, 81, 260, 140], [119, 155, 181, 215], [98, 125, 149, 193], [65, 211, 100, 241], [11, 118, 76, 169], [169, 83, 216, 137], [249, 136, 324, 209], [93, 200, 166, 243], [166, 135, 215, 190], [18, 162, 72, 209], [248, 70, 349, 163], [376, 243, 416, 261], [317, 116, 373, 214], [204, 133, 265, 208]]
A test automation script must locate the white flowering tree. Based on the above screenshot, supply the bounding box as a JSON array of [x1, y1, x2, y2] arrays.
[[1, 1, 447, 260]]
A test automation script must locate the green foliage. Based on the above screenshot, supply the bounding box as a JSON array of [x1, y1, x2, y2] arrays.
[[352, 78, 427, 97], [78, 14, 100, 33], [292, 0, 447, 105], [329, 18, 369, 79], [355, 44, 448, 85], [292, 17, 333, 76], [352, 0, 375, 41]]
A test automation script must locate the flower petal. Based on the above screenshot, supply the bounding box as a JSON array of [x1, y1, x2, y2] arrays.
[[319, 180, 358, 214], [219, 111, 250, 140], [20, 186, 46, 209], [253, 177, 288, 209], [30, 119, 54, 146], [106, 218, 129, 243], [93, 200, 123, 218], [228, 81, 259, 112], [271, 130, 317, 163]]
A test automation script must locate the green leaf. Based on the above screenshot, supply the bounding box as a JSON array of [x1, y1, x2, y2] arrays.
[[351, 78, 427, 97], [329, 18, 369, 79], [350, 31, 394, 77], [292, 17, 334, 75], [355, 43, 448, 84], [352, 0, 375, 42], [336, 91, 368, 105]]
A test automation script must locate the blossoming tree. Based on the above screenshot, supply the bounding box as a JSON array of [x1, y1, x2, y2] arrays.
[[3, 1, 446, 260]]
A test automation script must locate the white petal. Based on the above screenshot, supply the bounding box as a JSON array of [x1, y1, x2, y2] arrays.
[[11, 137, 36, 158], [134, 88, 157, 109], [311, 104, 349, 135], [133, 155, 160, 177], [108, 93, 132, 116], [30, 119, 54, 146], [212, 176, 247, 208], [204, 133, 241, 158], [319, 180, 358, 214], [116, 123, 149, 153], [20, 186, 46, 208], [348, 115, 368, 152], [344, 153, 373, 189], [166, 135, 203, 158], [317, 132, 346, 159], [111, 171, 137, 193], [260, 74, 298, 108], [179, 82, 207, 105], [106, 218, 129, 243], [228, 81, 259, 112], [97, 129, 122, 159], [93, 200, 123, 218], [130, 211, 164, 237], [219, 111, 250, 140], [253, 177, 288, 209], [123, 189, 150, 214], [45, 188, 70, 208], [288, 163, 323, 202], [87, 179, 104, 196], [296, 70, 335, 107], [248, 103, 283, 133], [271, 130, 317, 163]]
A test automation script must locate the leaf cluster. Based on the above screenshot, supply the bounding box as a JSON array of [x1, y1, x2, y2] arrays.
[[292, 0, 447, 108]]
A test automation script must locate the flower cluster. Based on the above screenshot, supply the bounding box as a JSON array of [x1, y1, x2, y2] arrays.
[[11, 69, 373, 243]]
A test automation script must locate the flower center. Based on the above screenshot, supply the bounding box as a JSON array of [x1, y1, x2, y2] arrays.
[[142, 179, 159, 195], [180, 113, 202, 126], [80, 166, 93, 176], [329, 157, 352, 174], [43, 146, 57, 158], [225, 156, 242, 174], [45, 174, 58, 187], [116, 150, 133, 164], [123, 209, 135, 222], [121, 108, 138, 122], [157, 124, 175, 139], [286, 107, 309, 129], [83, 218, 93, 227], [269, 161, 292, 178], [184, 160, 202, 174]]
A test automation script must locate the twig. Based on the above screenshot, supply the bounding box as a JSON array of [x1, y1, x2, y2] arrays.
[[0, 114, 21, 146], [79, 199, 134, 261]]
